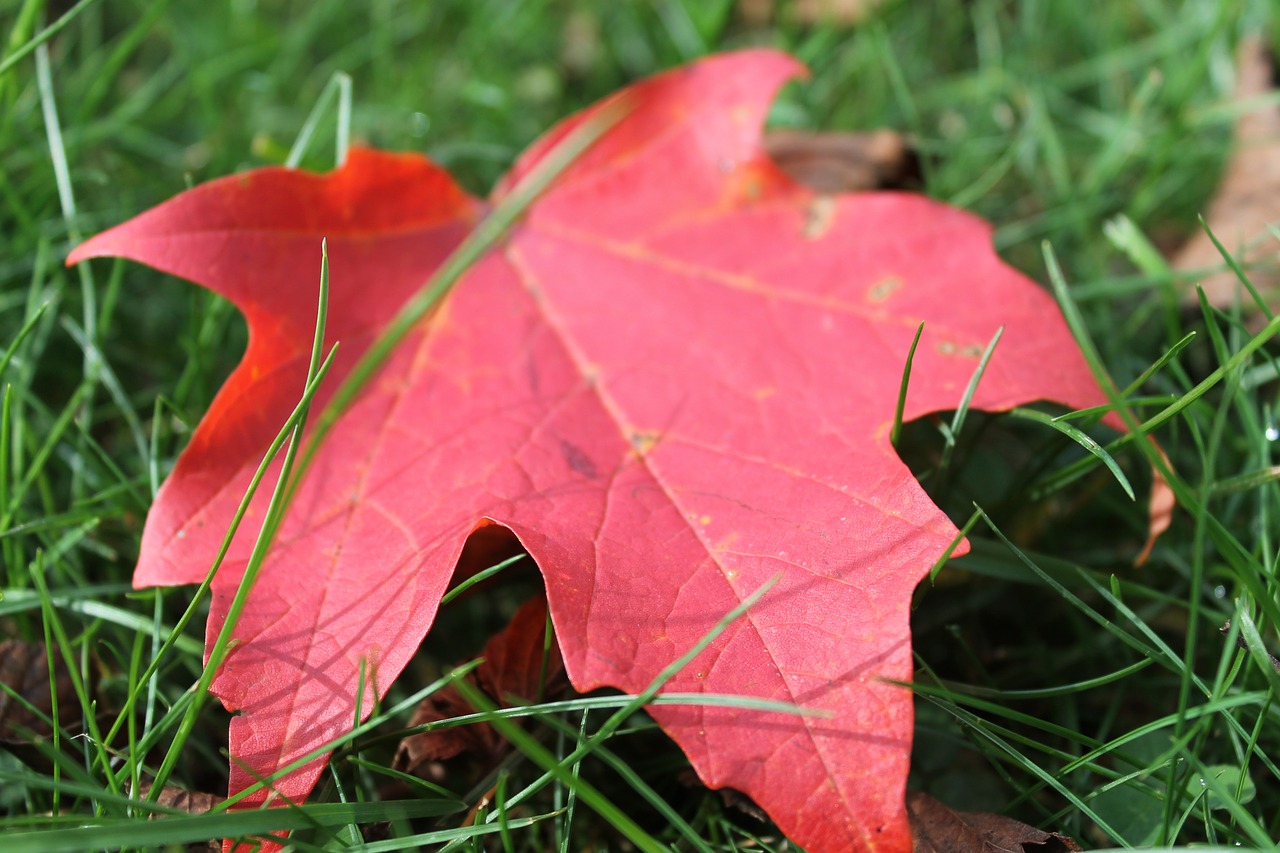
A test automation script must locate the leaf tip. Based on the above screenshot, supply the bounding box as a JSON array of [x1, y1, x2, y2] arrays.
[[65, 235, 100, 267]]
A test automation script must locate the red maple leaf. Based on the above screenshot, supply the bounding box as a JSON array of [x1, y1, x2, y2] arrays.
[[70, 51, 1123, 852]]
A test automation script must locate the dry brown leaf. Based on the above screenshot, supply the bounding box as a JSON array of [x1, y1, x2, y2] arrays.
[[131, 782, 224, 815], [908, 791, 1081, 853], [128, 784, 222, 853], [0, 638, 81, 744], [1135, 448, 1175, 567], [1173, 35, 1280, 311], [765, 128, 920, 193], [152, 785, 223, 815], [740, 0, 892, 26], [395, 594, 566, 783]]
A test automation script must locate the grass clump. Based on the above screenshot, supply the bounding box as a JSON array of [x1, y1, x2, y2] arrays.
[[2, 0, 1279, 849]]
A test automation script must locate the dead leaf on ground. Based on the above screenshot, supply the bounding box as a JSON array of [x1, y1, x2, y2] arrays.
[[395, 594, 566, 784], [1136, 449, 1174, 567], [1220, 621, 1280, 673], [740, 0, 893, 26], [1172, 35, 1280, 312], [131, 781, 224, 815], [907, 791, 1081, 853], [0, 638, 82, 744], [129, 784, 223, 853], [765, 128, 920, 192]]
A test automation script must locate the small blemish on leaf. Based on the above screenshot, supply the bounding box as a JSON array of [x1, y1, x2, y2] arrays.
[[936, 340, 984, 358], [866, 276, 901, 302], [699, 515, 712, 525], [559, 440, 598, 479], [802, 195, 837, 239]]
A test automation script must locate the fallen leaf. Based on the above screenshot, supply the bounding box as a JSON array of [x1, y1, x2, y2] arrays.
[[739, 0, 892, 27], [793, 0, 892, 24], [907, 791, 1081, 853], [0, 639, 82, 744], [132, 782, 224, 815], [395, 594, 566, 783], [765, 129, 920, 193], [70, 50, 1125, 853], [1173, 35, 1280, 311], [1136, 455, 1174, 566], [128, 784, 224, 853]]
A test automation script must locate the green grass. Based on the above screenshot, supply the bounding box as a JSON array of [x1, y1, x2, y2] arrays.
[[3, 0, 1280, 849]]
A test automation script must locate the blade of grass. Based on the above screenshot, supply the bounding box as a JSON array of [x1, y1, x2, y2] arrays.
[[1, 386, 12, 578], [30, 550, 121, 805], [2, 799, 464, 853], [440, 552, 528, 605], [36, 42, 98, 498], [558, 710, 589, 853], [1196, 216, 1275, 322], [100, 345, 337, 759], [0, 0, 104, 79], [1118, 331, 1197, 399], [147, 240, 332, 800], [454, 679, 668, 853], [464, 576, 786, 836], [927, 507, 979, 584], [890, 321, 924, 447], [356, 812, 561, 853], [59, 316, 148, 467], [1032, 248, 1280, 498], [0, 299, 50, 378], [218, 658, 481, 810], [533, 707, 715, 853], [940, 325, 1003, 471], [1009, 406, 1134, 500], [286, 71, 353, 168], [1103, 213, 1181, 341]]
